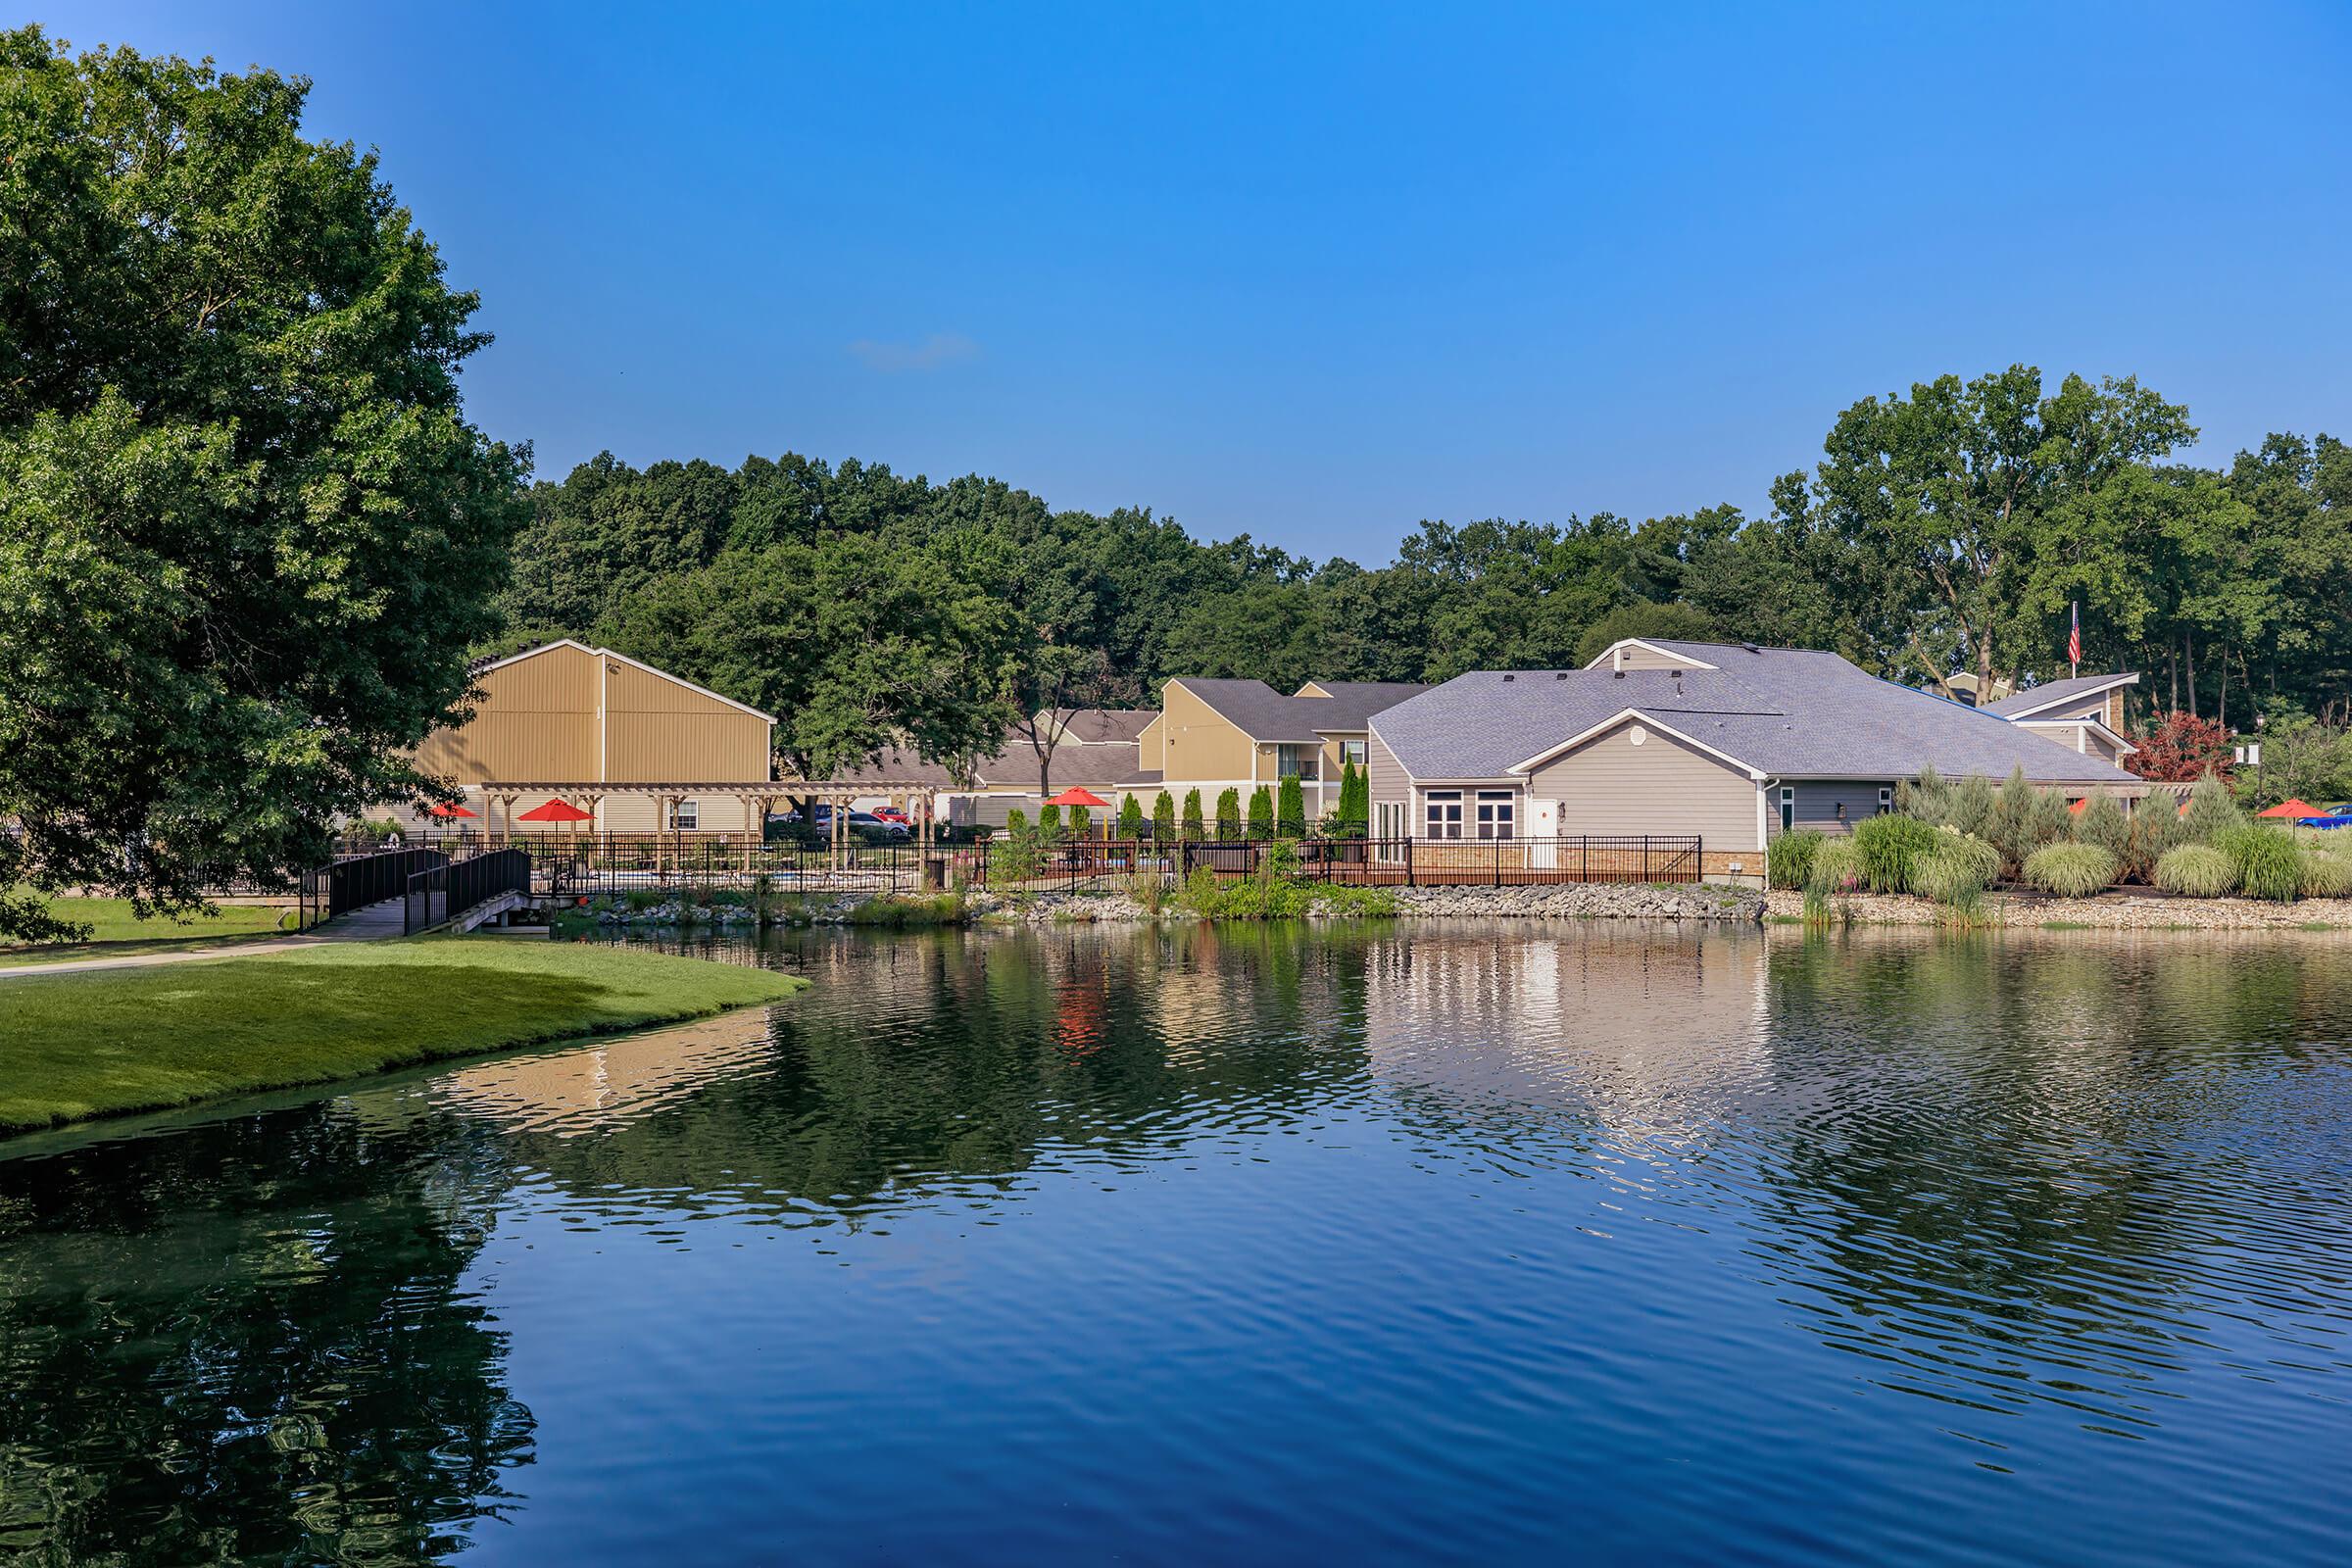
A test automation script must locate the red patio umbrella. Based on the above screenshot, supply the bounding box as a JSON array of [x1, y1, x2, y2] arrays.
[[2259, 799, 2327, 819], [515, 799, 594, 823], [516, 798, 594, 845], [1047, 787, 1109, 808], [426, 802, 477, 817]]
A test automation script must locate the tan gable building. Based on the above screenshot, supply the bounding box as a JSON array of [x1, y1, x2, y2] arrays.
[[403, 640, 777, 835]]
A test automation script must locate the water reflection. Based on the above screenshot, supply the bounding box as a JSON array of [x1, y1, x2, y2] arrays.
[[2, 922, 2349, 1564], [0, 1109, 532, 1563]]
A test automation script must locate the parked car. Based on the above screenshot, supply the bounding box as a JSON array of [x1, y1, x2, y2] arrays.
[[870, 807, 913, 827], [770, 805, 911, 840]]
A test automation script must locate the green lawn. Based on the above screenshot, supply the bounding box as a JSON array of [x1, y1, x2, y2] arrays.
[[0, 893, 300, 967], [0, 938, 806, 1135]]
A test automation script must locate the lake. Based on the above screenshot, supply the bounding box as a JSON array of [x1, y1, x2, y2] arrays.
[[3, 922, 2349, 1565]]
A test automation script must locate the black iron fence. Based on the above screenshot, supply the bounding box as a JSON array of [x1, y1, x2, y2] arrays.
[[404, 849, 532, 935], [970, 835, 1705, 888]]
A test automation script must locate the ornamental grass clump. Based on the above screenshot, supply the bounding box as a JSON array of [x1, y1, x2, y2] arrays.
[[2297, 848, 2352, 900], [1767, 828, 1823, 891], [1852, 813, 1941, 894], [2021, 843, 2119, 899], [1807, 838, 1865, 896], [2152, 844, 2237, 898], [2216, 822, 2302, 902], [1912, 831, 2000, 905]]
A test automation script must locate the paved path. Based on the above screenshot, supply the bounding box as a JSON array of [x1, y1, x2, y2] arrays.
[[0, 898, 407, 980]]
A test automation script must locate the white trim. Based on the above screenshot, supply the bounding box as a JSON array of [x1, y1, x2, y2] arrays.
[[1505, 708, 1768, 780], [1755, 778, 1769, 851], [1582, 638, 1719, 672], [1992, 673, 2138, 722], [480, 638, 778, 724]]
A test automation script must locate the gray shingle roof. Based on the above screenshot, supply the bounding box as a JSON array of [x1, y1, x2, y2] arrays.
[[1045, 708, 1159, 744], [1370, 641, 2142, 787], [820, 733, 1141, 791], [1171, 677, 1430, 741], [1981, 672, 2139, 718]]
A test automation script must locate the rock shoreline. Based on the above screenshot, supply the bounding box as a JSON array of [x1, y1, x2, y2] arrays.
[[1763, 888, 2352, 931], [973, 881, 1765, 925]]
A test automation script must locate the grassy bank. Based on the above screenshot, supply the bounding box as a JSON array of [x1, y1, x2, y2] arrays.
[[1, 893, 300, 968], [0, 938, 805, 1135]]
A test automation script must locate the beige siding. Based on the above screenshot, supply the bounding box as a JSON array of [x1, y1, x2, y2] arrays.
[[1135, 713, 1162, 760], [415, 642, 601, 782], [604, 661, 769, 782], [1159, 680, 1258, 786], [1525, 718, 1761, 848], [2084, 728, 2124, 764], [1366, 727, 1410, 808], [1610, 641, 1711, 671]]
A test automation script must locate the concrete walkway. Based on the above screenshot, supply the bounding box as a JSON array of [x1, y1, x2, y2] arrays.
[[0, 898, 407, 980]]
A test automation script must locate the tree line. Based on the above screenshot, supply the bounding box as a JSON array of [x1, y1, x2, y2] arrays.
[[497, 367, 2350, 784]]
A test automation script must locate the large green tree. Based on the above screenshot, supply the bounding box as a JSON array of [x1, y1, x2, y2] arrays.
[[0, 29, 527, 940], [1810, 367, 2194, 699]]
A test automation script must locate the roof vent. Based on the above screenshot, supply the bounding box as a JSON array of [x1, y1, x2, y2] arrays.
[[1502, 673, 1515, 682], [1555, 671, 1569, 680], [1613, 668, 1625, 679], [1742, 642, 1759, 654]]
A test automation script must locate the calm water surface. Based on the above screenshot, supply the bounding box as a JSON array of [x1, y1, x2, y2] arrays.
[[4, 922, 2351, 1564]]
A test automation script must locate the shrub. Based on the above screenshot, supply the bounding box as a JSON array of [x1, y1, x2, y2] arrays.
[[1852, 813, 1942, 894], [1039, 803, 1062, 841], [2153, 844, 2236, 898], [1276, 775, 1305, 837], [1181, 789, 1203, 839], [2216, 823, 2302, 901], [2022, 843, 2119, 898], [2071, 794, 2132, 859], [1118, 795, 1146, 839], [1246, 785, 1275, 839], [2180, 775, 2242, 844], [1767, 828, 1823, 891], [1152, 790, 1176, 841], [1315, 882, 1398, 917], [1214, 788, 1241, 840], [1947, 773, 1997, 840], [1988, 767, 2067, 876], [1005, 807, 1029, 837], [2300, 848, 2352, 900], [1070, 805, 1093, 838], [1807, 838, 1865, 896]]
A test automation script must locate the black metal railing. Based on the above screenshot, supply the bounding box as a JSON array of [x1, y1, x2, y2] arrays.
[[299, 846, 451, 926], [965, 835, 1706, 888], [404, 849, 531, 935]]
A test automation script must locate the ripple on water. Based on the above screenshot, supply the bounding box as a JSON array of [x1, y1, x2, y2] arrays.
[[1, 921, 2349, 1565]]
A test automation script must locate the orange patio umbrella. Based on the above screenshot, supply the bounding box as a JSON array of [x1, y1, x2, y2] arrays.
[[426, 802, 477, 818], [2258, 799, 2327, 819], [1047, 787, 1109, 808]]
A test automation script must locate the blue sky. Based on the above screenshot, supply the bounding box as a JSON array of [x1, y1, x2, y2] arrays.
[[39, 1, 2352, 561]]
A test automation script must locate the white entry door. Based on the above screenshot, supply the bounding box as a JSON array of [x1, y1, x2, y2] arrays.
[[1527, 798, 1558, 868]]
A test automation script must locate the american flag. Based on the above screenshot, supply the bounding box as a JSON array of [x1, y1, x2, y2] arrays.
[[2068, 602, 2082, 670]]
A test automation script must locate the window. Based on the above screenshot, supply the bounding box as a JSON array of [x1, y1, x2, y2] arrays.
[[1779, 786, 1794, 834], [1475, 790, 1515, 840], [1340, 739, 1368, 766], [668, 798, 700, 831], [1877, 786, 1892, 815], [1276, 743, 1316, 779], [1425, 791, 1463, 840], [1376, 801, 1405, 841]]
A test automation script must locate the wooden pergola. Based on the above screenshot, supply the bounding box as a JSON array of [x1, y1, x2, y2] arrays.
[[467, 779, 951, 871]]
